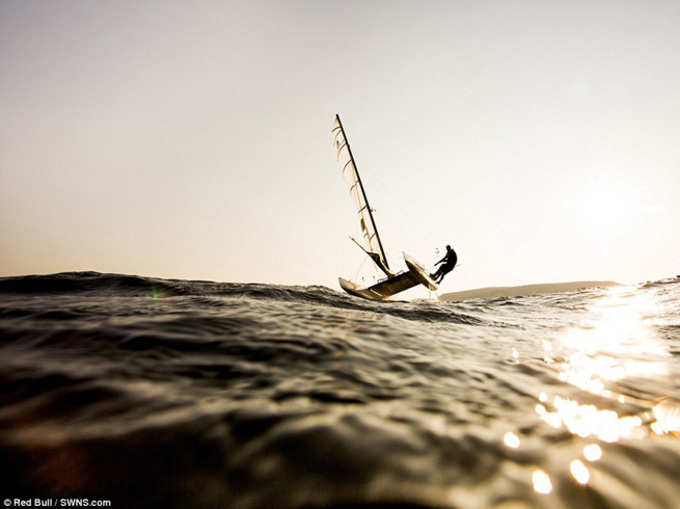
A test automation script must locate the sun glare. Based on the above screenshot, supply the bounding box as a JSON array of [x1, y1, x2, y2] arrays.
[[536, 287, 676, 445]]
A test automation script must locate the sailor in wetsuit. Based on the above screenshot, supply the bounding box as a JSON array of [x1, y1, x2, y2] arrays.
[[430, 244, 457, 284]]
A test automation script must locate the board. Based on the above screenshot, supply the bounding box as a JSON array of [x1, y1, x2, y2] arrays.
[[339, 272, 419, 300], [338, 254, 437, 301], [403, 253, 438, 291]]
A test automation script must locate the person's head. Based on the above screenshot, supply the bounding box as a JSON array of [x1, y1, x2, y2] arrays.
[[446, 244, 452, 251]]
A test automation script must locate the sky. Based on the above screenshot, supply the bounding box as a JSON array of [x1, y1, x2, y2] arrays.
[[1, 0, 679, 297]]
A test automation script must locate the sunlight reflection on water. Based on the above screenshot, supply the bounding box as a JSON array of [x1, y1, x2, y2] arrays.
[[583, 443, 602, 461], [550, 288, 668, 390], [535, 286, 678, 441], [569, 459, 590, 485], [524, 286, 680, 495], [532, 469, 552, 494]]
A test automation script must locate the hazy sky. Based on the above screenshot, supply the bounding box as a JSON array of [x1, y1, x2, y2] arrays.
[[2, 0, 679, 296]]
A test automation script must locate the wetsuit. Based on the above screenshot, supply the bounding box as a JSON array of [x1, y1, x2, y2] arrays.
[[431, 248, 457, 284]]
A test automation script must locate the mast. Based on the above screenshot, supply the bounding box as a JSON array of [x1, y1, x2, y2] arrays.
[[333, 114, 391, 272]]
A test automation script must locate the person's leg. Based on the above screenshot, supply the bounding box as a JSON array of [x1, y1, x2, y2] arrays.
[[437, 266, 452, 284]]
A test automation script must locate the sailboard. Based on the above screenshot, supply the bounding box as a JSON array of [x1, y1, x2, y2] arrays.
[[332, 114, 438, 300]]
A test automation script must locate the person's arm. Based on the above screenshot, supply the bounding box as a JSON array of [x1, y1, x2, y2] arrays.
[[435, 254, 446, 265]]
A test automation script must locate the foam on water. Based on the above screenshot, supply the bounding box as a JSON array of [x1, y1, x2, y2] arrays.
[[1, 272, 679, 508]]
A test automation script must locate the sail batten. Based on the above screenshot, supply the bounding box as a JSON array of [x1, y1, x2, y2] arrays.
[[333, 114, 391, 276]]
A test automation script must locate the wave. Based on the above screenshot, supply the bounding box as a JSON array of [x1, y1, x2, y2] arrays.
[[0, 271, 177, 296], [640, 276, 680, 289], [1, 271, 680, 508], [0, 272, 489, 326]]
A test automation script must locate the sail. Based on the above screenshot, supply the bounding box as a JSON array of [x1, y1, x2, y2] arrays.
[[332, 114, 391, 276]]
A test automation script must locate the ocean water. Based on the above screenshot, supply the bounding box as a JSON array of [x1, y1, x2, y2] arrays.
[[1, 272, 680, 508]]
